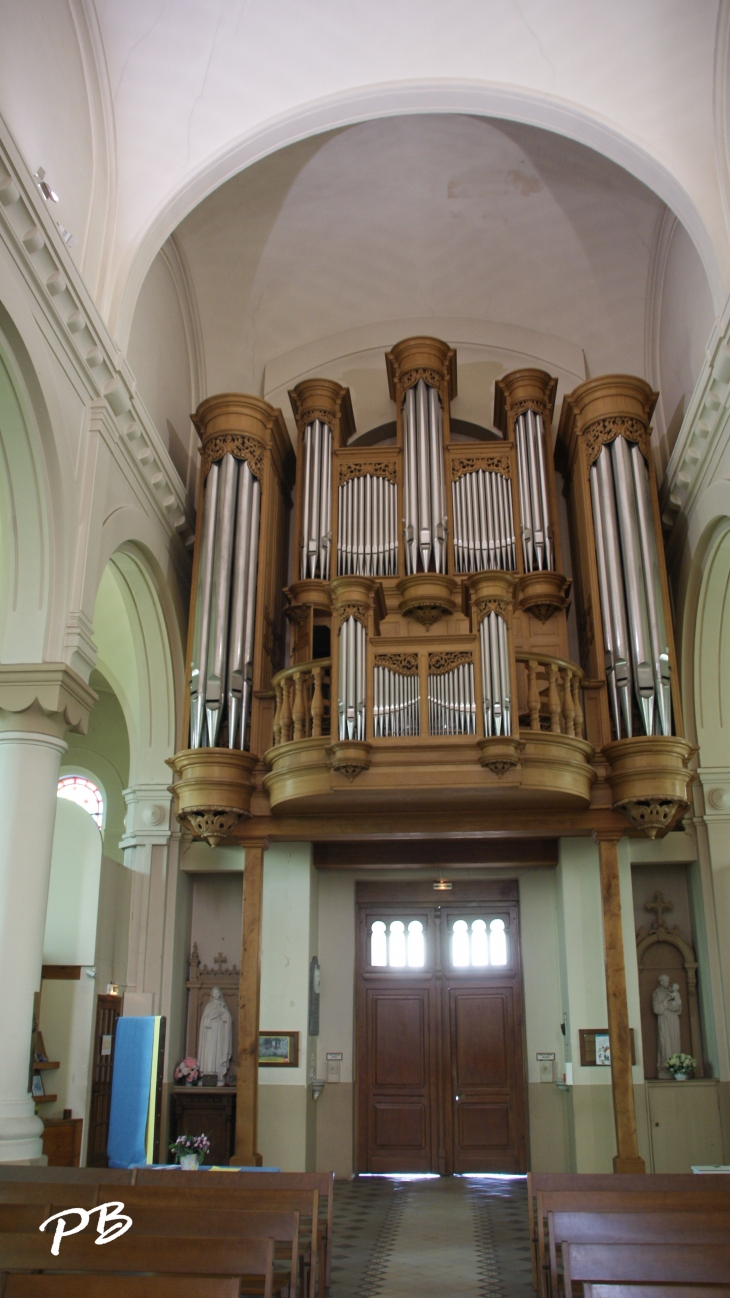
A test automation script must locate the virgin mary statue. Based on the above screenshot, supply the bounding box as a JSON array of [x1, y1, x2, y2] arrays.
[[198, 986, 233, 1085]]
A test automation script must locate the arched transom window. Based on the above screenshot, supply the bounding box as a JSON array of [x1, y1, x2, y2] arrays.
[[371, 918, 426, 968], [451, 916, 507, 967], [57, 775, 104, 829]]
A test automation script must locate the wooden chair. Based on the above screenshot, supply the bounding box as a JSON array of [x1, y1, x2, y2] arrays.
[[0, 1234, 281, 1298], [0, 1279, 241, 1298], [563, 1242, 730, 1298], [549, 1210, 730, 1298], [527, 1171, 730, 1295]]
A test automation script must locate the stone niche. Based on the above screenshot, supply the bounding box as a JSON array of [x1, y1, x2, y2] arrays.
[[632, 863, 704, 1079], [186, 874, 242, 1072]]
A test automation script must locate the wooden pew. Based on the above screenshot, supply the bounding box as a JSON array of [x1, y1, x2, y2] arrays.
[[0, 1279, 241, 1298], [135, 1169, 335, 1293], [549, 1211, 730, 1298], [584, 1288, 730, 1298], [0, 1168, 133, 1185], [563, 1241, 730, 1298], [540, 1192, 730, 1297], [0, 1205, 300, 1298], [123, 1186, 319, 1298], [527, 1171, 730, 1294], [0, 1234, 281, 1298]]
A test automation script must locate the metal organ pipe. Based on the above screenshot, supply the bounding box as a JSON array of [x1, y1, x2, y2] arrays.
[[479, 613, 511, 737], [402, 379, 448, 574], [374, 666, 420, 737], [188, 454, 261, 751], [427, 661, 476, 736], [452, 470, 516, 574], [300, 419, 333, 580], [515, 408, 554, 571], [338, 616, 367, 741], [589, 437, 672, 738], [337, 473, 398, 576]]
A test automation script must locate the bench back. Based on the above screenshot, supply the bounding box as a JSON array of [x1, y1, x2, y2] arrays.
[[0, 1280, 241, 1298], [584, 1287, 730, 1298], [564, 1242, 730, 1297]]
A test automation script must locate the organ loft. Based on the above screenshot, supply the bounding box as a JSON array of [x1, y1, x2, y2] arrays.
[[168, 336, 694, 1171]]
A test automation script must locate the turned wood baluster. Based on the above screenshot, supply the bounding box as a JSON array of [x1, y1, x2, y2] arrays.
[[311, 667, 324, 738], [562, 668, 576, 737], [272, 682, 283, 746], [572, 673, 585, 740], [280, 677, 293, 743], [548, 663, 562, 733], [527, 659, 540, 731], [292, 670, 306, 741]]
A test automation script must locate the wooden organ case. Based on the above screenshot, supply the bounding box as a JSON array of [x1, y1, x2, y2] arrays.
[[169, 338, 693, 835]]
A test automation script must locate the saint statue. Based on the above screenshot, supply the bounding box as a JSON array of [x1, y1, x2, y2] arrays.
[[198, 986, 233, 1085], [652, 974, 682, 1077]]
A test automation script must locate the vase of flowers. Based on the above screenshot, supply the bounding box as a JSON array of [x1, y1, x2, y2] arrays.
[[169, 1133, 211, 1169], [664, 1052, 696, 1080], [174, 1057, 200, 1087]]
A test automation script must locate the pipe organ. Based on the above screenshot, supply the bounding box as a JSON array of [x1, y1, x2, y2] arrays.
[[170, 338, 693, 847]]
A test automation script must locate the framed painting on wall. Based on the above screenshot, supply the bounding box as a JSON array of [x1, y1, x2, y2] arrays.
[[258, 1031, 299, 1067]]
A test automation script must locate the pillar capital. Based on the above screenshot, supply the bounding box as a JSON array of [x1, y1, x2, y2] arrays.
[[120, 783, 173, 851], [0, 663, 96, 740]]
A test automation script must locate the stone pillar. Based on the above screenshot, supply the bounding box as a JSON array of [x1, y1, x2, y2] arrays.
[[234, 841, 267, 1165], [119, 783, 173, 1011], [595, 831, 645, 1172], [0, 665, 95, 1162]]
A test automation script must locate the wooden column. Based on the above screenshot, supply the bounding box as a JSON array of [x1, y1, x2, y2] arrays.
[[594, 832, 645, 1173], [233, 841, 267, 1165]]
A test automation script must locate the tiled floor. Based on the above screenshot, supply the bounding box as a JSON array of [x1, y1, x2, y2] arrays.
[[328, 1175, 533, 1298]]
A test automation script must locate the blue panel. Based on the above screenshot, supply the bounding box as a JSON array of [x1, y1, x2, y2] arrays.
[[107, 1016, 155, 1168]]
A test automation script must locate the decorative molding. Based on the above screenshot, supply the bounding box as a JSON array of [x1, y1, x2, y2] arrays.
[[374, 653, 418, 675], [339, 461, 397, 485], [302, 411, 334, 432], [428, 651, 472, 675], [451, 455, 511, 480], [327, 740, 371, 781], [120, 782, 173, 850], [584, 416, 649, 468], [0, 115, 194, 549], [511, 398, 549, 422], [201, 433, 264, 481], [0, 663, 97, 738], [337, 603, 369, 628], [474, 597, 510, 624], [616, 796, 688, 838], [399, 366, 445, 395], [179, 809, 244, 848]]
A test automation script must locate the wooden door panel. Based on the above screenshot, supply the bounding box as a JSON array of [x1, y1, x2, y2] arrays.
[[374, 995, 427, 1087], [453, 993, 510, 1088], [457, 1102, 511, 1149], [374, 1102, 427, 1149]]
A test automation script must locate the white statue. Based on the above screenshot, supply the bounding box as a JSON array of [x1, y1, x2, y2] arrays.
[[198, 986, 233, 1085], [652, 974, 682, 1077]]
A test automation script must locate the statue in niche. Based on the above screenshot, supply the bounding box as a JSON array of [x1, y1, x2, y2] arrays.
[[652, 974, 682, 1077], [198, 985, 233, 1085]]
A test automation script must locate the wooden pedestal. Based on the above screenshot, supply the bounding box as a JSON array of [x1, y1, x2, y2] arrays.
[[169, 1087, 236, 1165]]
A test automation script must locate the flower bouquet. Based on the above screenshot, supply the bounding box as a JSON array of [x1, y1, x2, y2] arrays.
[[664, 1052, 696, 1080], [173, 1057, 200, 1085], [169, 1132, 211, 1169]]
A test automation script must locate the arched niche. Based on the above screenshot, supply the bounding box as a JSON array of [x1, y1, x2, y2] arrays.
[[636, 901, 704, 1079]]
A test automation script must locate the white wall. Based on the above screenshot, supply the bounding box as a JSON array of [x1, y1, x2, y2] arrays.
[[190, 874, 242, 970], [43, 798, 101, 967]]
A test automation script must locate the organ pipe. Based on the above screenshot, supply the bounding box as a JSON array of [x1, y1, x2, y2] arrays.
[[373, 664, 420, 737], [338, 615, 367, 741], [189, 452, 261, 750], [452, 470, 516, 573], [300, 419, 332, 580], [589, 437, 671, 738], [337, 474, 398, 576], [403, 378, 447, 574], [515, 408, 554, 571], [479, 613, 512, 737], [428, 661, 476, 736]]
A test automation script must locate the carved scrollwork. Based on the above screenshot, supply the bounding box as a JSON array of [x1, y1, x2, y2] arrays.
[[451, 455, 511, 480], [584, 416, 649, 468], [179, 808, 244, 848], [510, 398, 548, 424], [337, 603, 369, 629], [374, 653, 419, 676], [616, 796, 687, 838], [427, 651, 472, 675], [202, 433, 264, 481], [284, 602, 310, 625], [399, 367, 445, 395], [301, 412, 334, 432], [474, 597, 510, 624], [339, 461, 397, 485]]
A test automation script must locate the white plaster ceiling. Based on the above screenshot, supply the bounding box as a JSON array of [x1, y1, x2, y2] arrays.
[[169, 114, 667, 435]]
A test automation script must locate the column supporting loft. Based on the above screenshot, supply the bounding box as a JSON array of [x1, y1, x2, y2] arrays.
[[594, 830, 645, 1173], [233, 840, 267, 1165]]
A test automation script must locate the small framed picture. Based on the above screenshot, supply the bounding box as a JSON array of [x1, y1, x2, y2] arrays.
[[579, 1028, 636, 1067], [595, 1033, 611, 1066], [258, 1031, 299, 1067], [32, 1073, 45, 1098]]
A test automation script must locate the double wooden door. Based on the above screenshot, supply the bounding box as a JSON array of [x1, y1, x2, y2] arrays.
[[356, 880, 527, 1174]]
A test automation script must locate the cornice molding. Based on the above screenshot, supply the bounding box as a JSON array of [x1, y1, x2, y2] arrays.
[[0, 113, 194, 553]]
